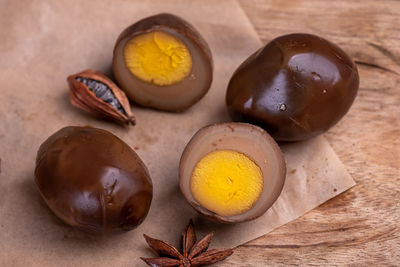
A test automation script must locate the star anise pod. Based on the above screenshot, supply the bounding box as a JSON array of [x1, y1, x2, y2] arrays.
[[141, 220, 233, 267]]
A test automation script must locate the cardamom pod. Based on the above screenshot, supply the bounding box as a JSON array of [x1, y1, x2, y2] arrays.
[[67, 69, 135, 125]]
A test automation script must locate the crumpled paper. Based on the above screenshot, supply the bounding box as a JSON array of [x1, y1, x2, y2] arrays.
[[0, 0, 355, 266]]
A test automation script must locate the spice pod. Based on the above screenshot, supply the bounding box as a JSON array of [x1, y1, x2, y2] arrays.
[[112, 13, 213, 111], [67, 69, 136, 125], [34, 126, 153, 234], [179, 123, 286, 223]]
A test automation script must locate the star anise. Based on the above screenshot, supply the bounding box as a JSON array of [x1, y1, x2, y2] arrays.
[[140, 220, 233, 267]]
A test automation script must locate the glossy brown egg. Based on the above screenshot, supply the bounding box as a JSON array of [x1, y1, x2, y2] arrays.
[[226, 33, 359, 141], [113, 13, 213, 112], [34, 126, 152, 234], [179, 123, 286, 223]]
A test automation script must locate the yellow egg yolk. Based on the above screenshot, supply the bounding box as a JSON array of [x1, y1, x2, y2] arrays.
[[123, 30, 192, 86], [190, 150, 263, 217]]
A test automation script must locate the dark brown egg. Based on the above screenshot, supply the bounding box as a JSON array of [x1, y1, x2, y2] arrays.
[[34, 126, 153, 234], [179, 123, 286, 223], [112, 13, 213, 112], [226, 33, 359, 141]]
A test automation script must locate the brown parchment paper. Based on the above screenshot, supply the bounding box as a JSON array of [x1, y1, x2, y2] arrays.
[[0, 0, 355, 266]]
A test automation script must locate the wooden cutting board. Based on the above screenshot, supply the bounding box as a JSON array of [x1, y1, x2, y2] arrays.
[[232, 0, 400, 265]]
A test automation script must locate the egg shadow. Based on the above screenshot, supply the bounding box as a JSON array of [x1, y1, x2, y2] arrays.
[[213, 103, 231, 124]]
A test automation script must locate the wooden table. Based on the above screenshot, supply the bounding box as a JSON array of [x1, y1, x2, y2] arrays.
[[221, 0, 400, 265]]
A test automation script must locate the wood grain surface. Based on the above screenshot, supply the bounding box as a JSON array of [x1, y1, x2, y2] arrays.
[[218, 0, 400, 266]]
